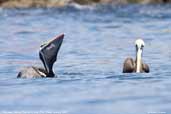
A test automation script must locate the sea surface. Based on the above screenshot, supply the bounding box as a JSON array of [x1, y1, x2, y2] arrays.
[[0, 4, 171, 114]]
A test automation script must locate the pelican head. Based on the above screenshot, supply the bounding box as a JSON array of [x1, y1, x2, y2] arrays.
[[135, 39, 145, 50], [135, 39, 145, 73]]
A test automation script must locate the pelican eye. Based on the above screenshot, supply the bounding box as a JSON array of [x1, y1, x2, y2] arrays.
[[140, 45, 144, 49], [135, 45, 138, 51]]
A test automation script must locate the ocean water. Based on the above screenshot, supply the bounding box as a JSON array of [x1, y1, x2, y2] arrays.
[[0, 4, 171, 114]]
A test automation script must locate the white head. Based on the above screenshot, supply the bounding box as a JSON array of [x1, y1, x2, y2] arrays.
[[135, 39, 145, 73], [135, 39, 145, 50]]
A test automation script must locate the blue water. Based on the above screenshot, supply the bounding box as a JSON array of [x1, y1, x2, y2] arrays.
[[0, 4, 171, 114]]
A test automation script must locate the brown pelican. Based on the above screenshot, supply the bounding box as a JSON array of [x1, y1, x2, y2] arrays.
[[17, 34, 64, 78], [123, 39, 150, 73]]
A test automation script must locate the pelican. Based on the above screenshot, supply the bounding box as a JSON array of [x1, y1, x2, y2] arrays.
[[17, 34, 64, 78], [123, 39, 150, 73]]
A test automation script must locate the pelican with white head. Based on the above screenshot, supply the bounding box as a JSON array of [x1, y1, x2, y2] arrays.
[[123, 39, 149, 73]]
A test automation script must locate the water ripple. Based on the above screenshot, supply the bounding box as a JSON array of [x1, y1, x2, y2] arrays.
[[0, 4, 171, 113]]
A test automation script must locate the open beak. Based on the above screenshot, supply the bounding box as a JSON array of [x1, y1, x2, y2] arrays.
[[39, 34, 64, 73]]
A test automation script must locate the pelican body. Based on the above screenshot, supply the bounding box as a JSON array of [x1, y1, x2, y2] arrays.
[[123, 39, 150, 73], [17, 34, 64, 78]]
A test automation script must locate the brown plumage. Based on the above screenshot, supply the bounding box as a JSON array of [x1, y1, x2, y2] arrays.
[[17, 34, 64, 78], [17, 67, 48, 78], [123, 39, 150, 73], [123, 57, 150, 73]]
